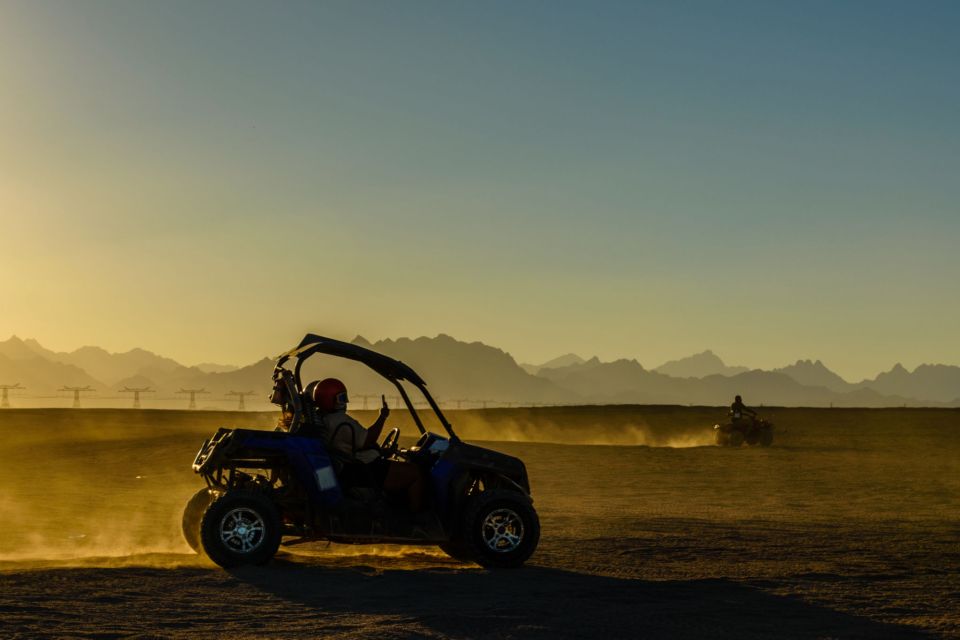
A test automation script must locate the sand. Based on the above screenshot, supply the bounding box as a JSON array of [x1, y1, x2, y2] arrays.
[[0, 407, 957, 638]]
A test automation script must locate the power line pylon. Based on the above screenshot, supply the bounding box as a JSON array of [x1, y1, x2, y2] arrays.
[[60, 385, 94, 408], [449, 398, 468, 410], [177, 387, 209, 410], [121, 386, 155, 409], [0, 383, 25, 408], [226, 390, 255, 411], [353, 394, 377, 410]]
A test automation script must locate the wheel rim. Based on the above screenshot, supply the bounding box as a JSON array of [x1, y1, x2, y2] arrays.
[[219, 507, 266, 554], [481, 508, 525, 554]]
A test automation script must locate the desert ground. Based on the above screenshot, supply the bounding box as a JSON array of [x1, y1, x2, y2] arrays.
[[0, 406, 957, 638]]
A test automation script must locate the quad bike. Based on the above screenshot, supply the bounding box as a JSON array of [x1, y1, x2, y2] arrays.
[[714, 416, 774, 447], [182, 334, 539, 569]]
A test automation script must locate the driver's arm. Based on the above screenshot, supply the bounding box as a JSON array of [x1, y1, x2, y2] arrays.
[[362, 399, 390, 448]]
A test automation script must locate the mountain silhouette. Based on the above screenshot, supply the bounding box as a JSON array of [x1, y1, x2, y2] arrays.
[[114, 357, 276, 399], [1, 336, 193, 387], [348, 335, 570, 404], [858, 363, 960, 403], [520, 353, 586, 375], [537, 357, 688, 403], [194, 362, 240, 374], [0, 338, 102, 392], [774, 359, 851, 393], [0, 334, 956, 408], [540, 360, 800, 405], [0, 336, 45, 361], [654, 350, 748, 378]]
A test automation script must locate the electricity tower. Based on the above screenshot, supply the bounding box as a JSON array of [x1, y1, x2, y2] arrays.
[[226, 390, 255, 411], [60, 386, 94, 408], [353, 394, 377, 410], [0, 383, 25, 408], [121, 386, 155, 409], [448, 398, 468, 410], [177, 388, 209, 410]]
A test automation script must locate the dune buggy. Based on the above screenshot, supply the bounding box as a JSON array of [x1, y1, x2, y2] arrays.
[[183, 334, 539, 569]]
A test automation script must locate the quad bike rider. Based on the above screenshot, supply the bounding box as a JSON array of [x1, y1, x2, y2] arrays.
[[182, 334, 540, 569], [714, 395, 774, 447]]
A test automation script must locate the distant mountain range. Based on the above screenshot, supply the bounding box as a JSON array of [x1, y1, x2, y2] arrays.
[[520, 353, 586, 375], [0, 334, 957, 408], [653, 350, 749, 378], [774, 359, 851, 393], [859, 363, 960, 404]]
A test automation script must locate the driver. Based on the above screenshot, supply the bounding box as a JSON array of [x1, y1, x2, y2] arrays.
[[730, 395, 757, 423], [312, 378, 425, 512]]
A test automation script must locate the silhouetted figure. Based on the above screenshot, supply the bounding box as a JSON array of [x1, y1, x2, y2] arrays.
[[310, 378, 425, 512], [730, 395, 757, 423]]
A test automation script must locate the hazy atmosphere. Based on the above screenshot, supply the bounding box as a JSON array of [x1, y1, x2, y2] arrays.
[[2, 3, 959, 638], [2, 1, 959, 380]]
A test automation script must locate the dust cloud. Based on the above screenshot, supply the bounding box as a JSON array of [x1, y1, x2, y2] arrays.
[[0, 410, 246, 564], [434, 405, 721, 447], [457, 417, 715, 447], [2, 406, 956, 565], [1, 407, 959, 637], [0, 407, 717, 565]]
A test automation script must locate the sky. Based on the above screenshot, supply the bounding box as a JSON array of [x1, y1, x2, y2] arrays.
[[1, 0, 958, 381]]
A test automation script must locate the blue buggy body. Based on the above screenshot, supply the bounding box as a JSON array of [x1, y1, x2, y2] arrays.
[[184, 334, 539, 569], [235, 431, 344, 506], [194, 428, 469, 512]]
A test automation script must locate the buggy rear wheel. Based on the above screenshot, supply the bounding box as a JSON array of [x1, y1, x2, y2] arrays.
[[200, 490, 281, 568], [181, 488, 214, 552], [462, 491, 539, 569]]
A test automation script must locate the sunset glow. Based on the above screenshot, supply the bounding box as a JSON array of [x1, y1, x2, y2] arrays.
[[2, 1, 958, 379]]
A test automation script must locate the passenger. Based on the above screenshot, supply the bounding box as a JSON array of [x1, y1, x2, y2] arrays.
[[730, 394, 757, 423], [312, 378, 425, 512]]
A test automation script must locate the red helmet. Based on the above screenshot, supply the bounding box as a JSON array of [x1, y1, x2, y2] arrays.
[[312, 378, 348, 412]]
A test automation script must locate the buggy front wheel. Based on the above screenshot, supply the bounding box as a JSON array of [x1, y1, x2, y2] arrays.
[[462, 491, 540, 569]]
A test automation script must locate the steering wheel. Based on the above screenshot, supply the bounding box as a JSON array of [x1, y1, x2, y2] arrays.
[[380, 427, 401, 458]]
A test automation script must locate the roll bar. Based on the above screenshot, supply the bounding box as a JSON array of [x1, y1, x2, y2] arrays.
[[275, 334, 458, 442]]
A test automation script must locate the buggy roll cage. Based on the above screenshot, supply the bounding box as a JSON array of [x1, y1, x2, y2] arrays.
[[274, 334, 459, 442]]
